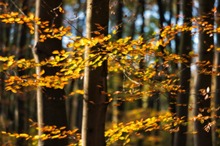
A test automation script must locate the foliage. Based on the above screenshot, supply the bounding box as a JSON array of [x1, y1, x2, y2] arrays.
[[1, 119, 80, 145], [1, 1, 220, 145], [105, 112, 183, 145]]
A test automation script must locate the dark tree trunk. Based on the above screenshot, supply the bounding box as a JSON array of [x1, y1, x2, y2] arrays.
[[16, 1, 29, 145], [137, 0, 145, 108], [116, 0, 123, 39], [36, 0, 68, 145], [194, 1, 214, 146], [173, 0, 192, 146], [81, 0, 109, 145], [115, 0, 125, 122], [139, 0, 145, 35], [130, 3, 138, 39], [175, 0, 181, 56], [157, 0, 165, 28]]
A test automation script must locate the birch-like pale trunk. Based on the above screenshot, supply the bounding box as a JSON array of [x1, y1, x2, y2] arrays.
[[32, 0, 43, 145]]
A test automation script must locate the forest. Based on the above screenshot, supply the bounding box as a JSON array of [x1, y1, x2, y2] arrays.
[[0, 0, 220, 146]]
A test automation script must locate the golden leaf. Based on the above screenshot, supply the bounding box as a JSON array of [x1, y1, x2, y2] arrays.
[[52, 50, 59, 54]]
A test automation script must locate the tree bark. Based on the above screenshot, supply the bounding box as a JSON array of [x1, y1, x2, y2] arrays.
[[16, 1, 29, 145], [194, 1, 214, 146], [35, 0, 68, 145], [112, 0, 124, 124], [173, 0, 192, 146], [32, 0, 43, 145], [82, 0, 109, 145]]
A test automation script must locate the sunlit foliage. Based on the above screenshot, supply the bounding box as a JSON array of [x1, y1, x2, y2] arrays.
[[1, 119, 80, 145], [0, 1, 220, 145]]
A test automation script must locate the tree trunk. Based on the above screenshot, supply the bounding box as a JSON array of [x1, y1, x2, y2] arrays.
[[35, 0, 68, 145], [32, 0, 43, 145], [16, 1, 29, 145], [112, 0, 124, 124], [82, 0, 109, 145], [194, 1, 214, 146], [137, 0, 145, 108], [139, 0, 145, 36], [173, 0, 192, 146]]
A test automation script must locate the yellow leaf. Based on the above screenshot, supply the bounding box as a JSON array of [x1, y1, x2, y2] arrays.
[[33, 135, 40, 140], [28, 13, 34, 19], [51, 135, 60, 139], [20, 133, 29, 138], [44, 28, 50, 33], [52, 50, 59, 54], [93, 31, 100, 35], [59, 7, 65, 13], [10, 12, 19, 17], [76, 90, 84, 94], [40, 70, 45, 75], [11, 88, 17, 93], [134, 55, 138, 60], [59, 126, 66, 130], [113, 30, 117, 35], [0, 56, 8, 61]]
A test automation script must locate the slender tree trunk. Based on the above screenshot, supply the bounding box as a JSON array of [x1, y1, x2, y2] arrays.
[[157, 0, 165, 28], [139, 0, 145, 36], [82, 0, 109, 145], [137, 0, 145, 109], [16, 1, 29, 145], [175, 0, 180, 56], [0, 7, 6, 133], [111, 4, 124, 145], [116, 0, 123, 39], [152, 1, 165, 146], [112, 0, 124, 124], [168, 0, 173, 25], [32, 0, 43, 145], [194, 1, 214, 146], [173, 0, 192, 146], [130, 2, 138, 39]]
